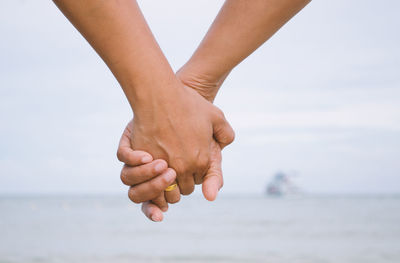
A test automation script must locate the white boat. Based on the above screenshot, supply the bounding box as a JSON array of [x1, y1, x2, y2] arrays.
[[266, 172, 300, 196]]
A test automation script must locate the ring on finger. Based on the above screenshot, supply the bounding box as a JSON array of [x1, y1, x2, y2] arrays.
[[165, 183, 178, 192]]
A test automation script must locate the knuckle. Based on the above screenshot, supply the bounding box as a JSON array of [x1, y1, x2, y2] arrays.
[[128, 188, 141, 204], [116, 149, 125, 162], [120, 168, 130, 185], [214, 107, 224, 117], [227, 129, 235, 144], [218, 128, 235, 146]]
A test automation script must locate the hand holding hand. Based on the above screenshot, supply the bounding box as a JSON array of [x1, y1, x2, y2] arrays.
[[131, 81, 234, 195], [117, 69, 230, 221], [117, 120, 224, 221]]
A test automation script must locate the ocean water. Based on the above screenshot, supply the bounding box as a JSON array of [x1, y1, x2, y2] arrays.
[[0, 194, 399, 263]]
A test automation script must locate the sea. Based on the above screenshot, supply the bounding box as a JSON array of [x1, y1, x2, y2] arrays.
[[0, 194, 399, 263]]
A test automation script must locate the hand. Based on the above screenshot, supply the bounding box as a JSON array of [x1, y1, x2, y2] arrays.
[[118, 70, 228, 221], [131, 81, 234, 195], [117, 120, 224, 221], [117, 120, 180, 215]]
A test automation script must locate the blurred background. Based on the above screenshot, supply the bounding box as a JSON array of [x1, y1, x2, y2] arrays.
[[0, 0, 399, 262]]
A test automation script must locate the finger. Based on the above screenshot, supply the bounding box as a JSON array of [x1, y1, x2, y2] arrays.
[[141, 201, 164, 222], [202, 145, 223, 201], [120, 159, 168, 186], [212, 110, 235, 149], [151, 193, 168, 212], [117, 148, 153, 166], [202, 172, 223, 201], [117, 120, 153, 165], [128, 168, 176, 203], [164, 180, 181, 204], [176, 173, 195, 195]]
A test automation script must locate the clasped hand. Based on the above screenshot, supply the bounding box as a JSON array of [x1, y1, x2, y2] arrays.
[[117, 74, 234, 221]]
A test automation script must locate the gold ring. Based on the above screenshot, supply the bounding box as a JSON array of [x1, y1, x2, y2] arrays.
[[165, 183, 178, 192]]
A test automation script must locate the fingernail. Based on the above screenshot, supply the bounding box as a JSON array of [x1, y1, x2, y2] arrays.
[[141, 155, 152, 163], [155, 162, 166, 172], [164, 170, 176, 181], [151, 214, 162, 222]]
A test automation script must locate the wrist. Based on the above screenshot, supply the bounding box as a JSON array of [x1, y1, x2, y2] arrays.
[[129, 78, 182, 120], [120, 63, 178, 114], [177, 63, 230, 103]]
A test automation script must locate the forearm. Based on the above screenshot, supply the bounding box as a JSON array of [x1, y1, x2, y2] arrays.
[[180, 0, 311, 99], [53, 0, 176, 112]]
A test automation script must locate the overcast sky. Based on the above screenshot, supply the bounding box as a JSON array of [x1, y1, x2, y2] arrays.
[[0, 0, 399, 195]]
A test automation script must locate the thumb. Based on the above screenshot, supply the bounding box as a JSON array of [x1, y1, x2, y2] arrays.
[[212, 109, 235, 149], [202, 144, 223, 201]]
